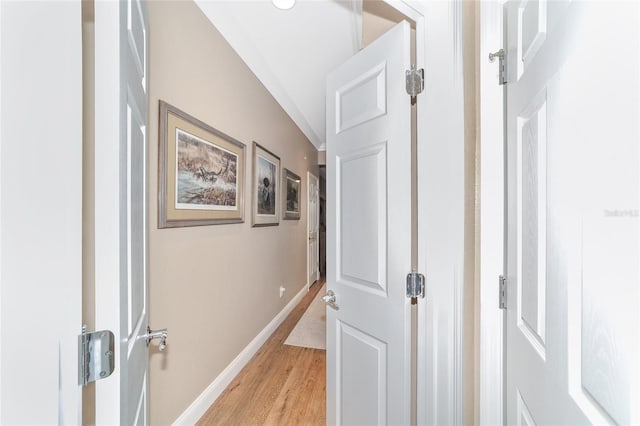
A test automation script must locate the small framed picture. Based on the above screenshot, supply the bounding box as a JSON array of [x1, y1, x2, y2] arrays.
[[252, 142, 280, 227], [283, 168, 301, 220], [158, 101, 246, 228]]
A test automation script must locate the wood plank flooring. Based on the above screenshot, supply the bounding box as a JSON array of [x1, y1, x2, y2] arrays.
[[197, 280, 326, 426]]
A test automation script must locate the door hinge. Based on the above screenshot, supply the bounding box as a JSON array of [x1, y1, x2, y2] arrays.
[[406, 272, 425, 299], [499, 275, 507, 309], [489, 49, 506, 85], [405, 66, 424, 98], [78, 325, 115, 386]]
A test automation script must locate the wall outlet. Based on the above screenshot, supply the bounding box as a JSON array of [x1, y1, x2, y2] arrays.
[[279, 286, 286, 298]]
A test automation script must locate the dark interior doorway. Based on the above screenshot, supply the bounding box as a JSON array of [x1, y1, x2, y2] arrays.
[[319, 165, 326, 277]]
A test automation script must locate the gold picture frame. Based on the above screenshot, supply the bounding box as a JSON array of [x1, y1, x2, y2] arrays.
[[158, 101, 245, 228]]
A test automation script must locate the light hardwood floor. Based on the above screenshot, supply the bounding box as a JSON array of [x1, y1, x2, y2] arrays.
[[197, 280, 326, 426]]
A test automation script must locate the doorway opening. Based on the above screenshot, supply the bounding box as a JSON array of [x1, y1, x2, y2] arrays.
[[319, 165, 326, 278], [190, 1, 421, 424]]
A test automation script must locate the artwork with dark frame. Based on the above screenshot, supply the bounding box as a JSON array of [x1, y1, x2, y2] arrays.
[[283, 168, 301, 220], [252, 142, 280, 226], [158, 100, 245, 228]]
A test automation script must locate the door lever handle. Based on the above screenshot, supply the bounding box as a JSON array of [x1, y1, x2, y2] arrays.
[[139, 326, 168, 351], [322, 290, 339, 310]]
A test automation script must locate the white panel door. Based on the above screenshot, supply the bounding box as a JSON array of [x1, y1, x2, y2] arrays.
[[308, 171, 320, 288], [94, 0, 150, 424], [326, 21, 411, 425], [505, 1, 639, 424], [0, 1, 82, 423]]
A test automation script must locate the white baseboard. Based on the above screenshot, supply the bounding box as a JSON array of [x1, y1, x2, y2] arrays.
[[172, 284, 308, 425]]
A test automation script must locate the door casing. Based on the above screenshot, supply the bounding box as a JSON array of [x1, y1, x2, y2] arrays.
[[401, 1, 467, 424], [477, 1, 507, 424], [349, 1, 467, 424], [0, 2, 83, 423], [307, 171, 319, 288]]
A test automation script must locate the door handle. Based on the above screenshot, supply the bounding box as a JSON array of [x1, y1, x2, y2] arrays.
[[322, 290, 339, 310], [139, 326, 168, 351]]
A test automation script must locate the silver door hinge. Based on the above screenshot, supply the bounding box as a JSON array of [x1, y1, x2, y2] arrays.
[[489, 49, 506, 85], [79, 325, 115, 386], [499, 275, 507, 309], [406, 272, 425, 299], [405, 66, 424, 98]]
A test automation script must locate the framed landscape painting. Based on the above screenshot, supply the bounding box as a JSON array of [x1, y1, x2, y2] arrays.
[[252, 142, 280, 227], [158, 101, 245, 228], [283, 168, 301, 220]]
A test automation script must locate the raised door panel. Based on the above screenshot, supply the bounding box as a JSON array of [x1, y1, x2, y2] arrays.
[[127, 101, 146, 340], [125, 96, 147, 426], [123, 0, 148, 423], [336, 63, 386, 134], [520, 0, 546, 69], [338, 143, 387, 295], [577, 216, 637, 425], [338, 322, 387, 425], [516, 91, 547, 360], [127, 0, 146, 89], [516, 390, 536, 426]]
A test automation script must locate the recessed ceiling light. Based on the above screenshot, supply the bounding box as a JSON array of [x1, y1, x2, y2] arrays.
[[272, 0, 295, 10]]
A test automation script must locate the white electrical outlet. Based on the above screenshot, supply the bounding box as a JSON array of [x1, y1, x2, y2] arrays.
[[279, 286, 286, 298]]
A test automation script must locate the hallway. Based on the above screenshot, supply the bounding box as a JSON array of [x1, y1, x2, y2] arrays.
[[197, 280, 326, 425]]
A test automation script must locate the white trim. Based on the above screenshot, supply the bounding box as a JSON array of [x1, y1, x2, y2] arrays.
[[383, 0, 424, 22], [94, 1, 122, 423], [172, 284, 308, 425], [0, 2, 83, 423], [415, 1, 466, 425], [307, 171, 319, 289], [0, 1, 4, 419], [478, 1, 506, 425], [379, 2, 467, 424]]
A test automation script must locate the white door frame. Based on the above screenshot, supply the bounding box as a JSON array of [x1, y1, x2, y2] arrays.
[[307, 171, 319, 288], [0, 1, 83, 423], [477, 1, 506, 424], [381, 1, 466, 424], [93, 1, 122, 421]]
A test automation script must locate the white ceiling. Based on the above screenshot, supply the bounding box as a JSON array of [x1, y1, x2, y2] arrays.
[[195, 0, 363, 150]]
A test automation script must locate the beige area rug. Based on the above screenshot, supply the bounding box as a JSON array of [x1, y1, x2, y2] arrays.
[[284, 284, 326, 350]]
